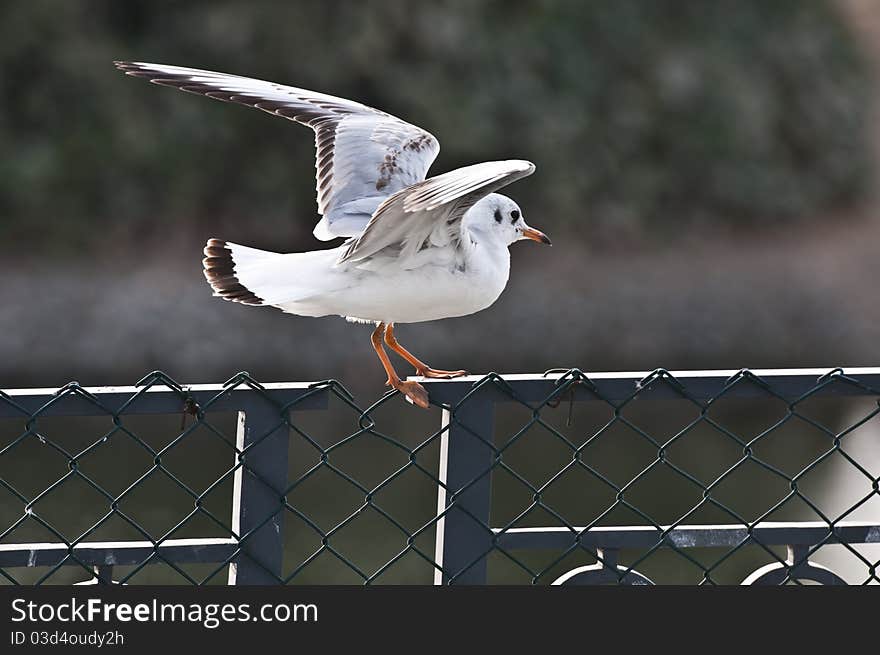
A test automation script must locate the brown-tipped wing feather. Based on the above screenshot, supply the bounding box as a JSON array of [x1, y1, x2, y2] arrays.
[[115, 62, 440, 240]]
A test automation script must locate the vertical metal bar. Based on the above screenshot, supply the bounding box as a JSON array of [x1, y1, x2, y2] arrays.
[[227, 399, 290, 585], [94, 565, 114, 584], [434, 391, 496, 584]]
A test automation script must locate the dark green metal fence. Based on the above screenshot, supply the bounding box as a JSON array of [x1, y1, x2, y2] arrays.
[[1, 367, 879, 585]]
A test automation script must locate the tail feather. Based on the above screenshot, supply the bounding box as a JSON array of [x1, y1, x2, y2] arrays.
[[202, 238, 346, 314], [202, 238, 265, 305]]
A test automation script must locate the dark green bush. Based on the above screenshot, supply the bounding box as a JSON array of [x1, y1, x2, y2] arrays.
[[0, 0, 871, 252]]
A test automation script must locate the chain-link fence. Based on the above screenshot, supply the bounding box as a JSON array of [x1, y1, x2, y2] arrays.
[[1, 367, 879, 585]]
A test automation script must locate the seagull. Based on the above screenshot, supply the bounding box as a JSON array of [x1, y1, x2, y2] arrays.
[[115, 62, 550, 408]]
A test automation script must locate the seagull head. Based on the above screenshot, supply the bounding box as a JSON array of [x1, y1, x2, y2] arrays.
[[465, 193, 551, 248]]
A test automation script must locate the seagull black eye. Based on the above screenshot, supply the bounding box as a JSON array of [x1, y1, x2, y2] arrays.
[[510, 209, 520, 222], [494, 209, 503, 223]]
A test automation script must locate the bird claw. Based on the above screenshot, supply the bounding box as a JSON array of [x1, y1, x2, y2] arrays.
[[394, 380, 430, 408], [416, 368, 468, 379]]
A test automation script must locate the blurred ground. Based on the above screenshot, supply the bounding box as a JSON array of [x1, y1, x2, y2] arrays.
[[4, 213, 880, 400]]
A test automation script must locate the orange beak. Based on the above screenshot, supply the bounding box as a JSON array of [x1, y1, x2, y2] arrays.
[[521, 226, 552, 245]]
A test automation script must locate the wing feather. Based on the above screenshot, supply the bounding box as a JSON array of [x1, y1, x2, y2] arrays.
[[338, 160, 535, 264], [115, 61, 440, 240]]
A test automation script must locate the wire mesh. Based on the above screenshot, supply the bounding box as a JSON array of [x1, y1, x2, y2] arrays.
[[1, 368, 879, 585]]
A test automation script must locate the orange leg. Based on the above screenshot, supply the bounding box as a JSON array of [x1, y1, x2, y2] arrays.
[[370, 323, 430, 408], [384, 323, 467, 379]]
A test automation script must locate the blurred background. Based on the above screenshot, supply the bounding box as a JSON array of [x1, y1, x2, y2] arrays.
[[2, 0, 880, 583]]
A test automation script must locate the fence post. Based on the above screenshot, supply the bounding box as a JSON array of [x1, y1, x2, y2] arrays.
[[228, 400, 290, 585], [433, 389, 496, 584]]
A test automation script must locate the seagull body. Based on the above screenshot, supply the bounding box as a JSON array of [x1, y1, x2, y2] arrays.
[[116, 62, 550, 406], [217, 239, 508, 325]]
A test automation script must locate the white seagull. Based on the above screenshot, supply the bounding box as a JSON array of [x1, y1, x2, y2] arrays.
[[115, 62, 550, 408]]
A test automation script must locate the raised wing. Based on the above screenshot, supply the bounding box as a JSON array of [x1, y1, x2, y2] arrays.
[[115, 62, 440, 240], [339, 160, 535, 264]]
